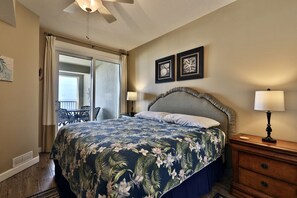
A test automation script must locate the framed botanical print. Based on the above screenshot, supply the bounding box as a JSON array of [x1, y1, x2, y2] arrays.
[[0, 56, 14, 82], [155, 55, 175, 83], [177, 46, 204, 81]]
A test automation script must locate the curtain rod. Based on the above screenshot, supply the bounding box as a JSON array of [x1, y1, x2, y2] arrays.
[[44, 32, 128, 56]]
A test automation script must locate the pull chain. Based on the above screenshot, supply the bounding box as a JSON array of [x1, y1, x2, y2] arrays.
[[86, 12, 90, 40]]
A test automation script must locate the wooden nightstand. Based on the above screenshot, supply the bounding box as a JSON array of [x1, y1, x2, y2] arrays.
[[230, 134, 297, 198]]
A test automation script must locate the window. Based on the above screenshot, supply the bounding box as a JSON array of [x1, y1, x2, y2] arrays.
[[58, 75, 79, 109]]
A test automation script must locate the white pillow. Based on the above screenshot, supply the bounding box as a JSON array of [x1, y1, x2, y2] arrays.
[[163, 114, 220, 129], [135, 111, 170, 122]]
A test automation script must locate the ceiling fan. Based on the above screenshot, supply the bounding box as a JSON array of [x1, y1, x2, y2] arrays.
[[64, 0, 134, 23]]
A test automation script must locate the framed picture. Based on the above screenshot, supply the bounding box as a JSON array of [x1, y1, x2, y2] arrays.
[[177, 46, 204, 81], [155, 55, 175, 83], [0, 56, 14, 82]]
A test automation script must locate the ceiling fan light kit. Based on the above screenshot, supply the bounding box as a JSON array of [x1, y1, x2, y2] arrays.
[[64, 0, 134, 23], [76, 0, 100, 13]]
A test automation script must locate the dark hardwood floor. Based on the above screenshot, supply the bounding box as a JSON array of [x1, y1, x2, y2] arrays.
[[0, 153, 235, 198], [0, 153, 56, 198]]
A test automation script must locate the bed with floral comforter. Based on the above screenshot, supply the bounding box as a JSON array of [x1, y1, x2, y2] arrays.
[[50, 116, 225, 198]]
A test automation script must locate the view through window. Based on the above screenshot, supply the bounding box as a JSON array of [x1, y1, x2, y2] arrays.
[[57, 53, 120, 127], [59, 75, 79, 109]]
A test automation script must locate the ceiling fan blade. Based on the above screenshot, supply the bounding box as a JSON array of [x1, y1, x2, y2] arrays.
[[103, 0, 134, 4], [63, 1, 80, 13], [98, 5, 117, 23]]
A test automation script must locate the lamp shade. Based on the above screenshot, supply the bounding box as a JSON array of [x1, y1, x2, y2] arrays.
[[254, 90, 285, 111], [76, 0, 100, 13], [127, 91, 137, 101]]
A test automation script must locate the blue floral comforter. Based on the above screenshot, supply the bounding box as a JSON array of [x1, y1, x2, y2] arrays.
[[50, 117, 225, 198]]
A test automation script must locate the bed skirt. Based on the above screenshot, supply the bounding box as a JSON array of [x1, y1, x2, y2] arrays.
[[54, 156, 224, 198]]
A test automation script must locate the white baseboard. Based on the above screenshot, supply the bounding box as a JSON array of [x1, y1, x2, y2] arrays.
[[0, 156, 40, 183]]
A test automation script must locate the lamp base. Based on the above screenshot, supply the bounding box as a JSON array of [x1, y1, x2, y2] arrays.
[[262, 136, 277, 143], [128, 112, 135, 117]]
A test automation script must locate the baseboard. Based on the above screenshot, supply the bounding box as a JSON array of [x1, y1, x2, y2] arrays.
[[0, 156, 40, 183]]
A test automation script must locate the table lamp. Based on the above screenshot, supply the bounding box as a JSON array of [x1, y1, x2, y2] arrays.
[[127, 91, 137, 116], [254, 89, 285, 143]]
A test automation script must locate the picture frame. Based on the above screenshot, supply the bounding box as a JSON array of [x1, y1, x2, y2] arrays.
[[0, 56, 14, 82], [155, 55, 175, 83], [177, 46, 204, 81]]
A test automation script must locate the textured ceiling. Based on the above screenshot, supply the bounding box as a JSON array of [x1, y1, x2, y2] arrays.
[[18, 0, 236, 51]]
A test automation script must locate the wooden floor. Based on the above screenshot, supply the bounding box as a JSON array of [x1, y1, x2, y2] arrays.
[[0, 153, 56, 198], [0, 153, 235, 198], [201, 174, 236, 198]]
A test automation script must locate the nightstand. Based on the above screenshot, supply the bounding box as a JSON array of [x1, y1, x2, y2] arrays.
[[230, 134, 297, 198]]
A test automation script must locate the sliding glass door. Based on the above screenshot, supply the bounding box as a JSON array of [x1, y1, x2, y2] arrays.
[[94, 60, 120, 121], [57, 52, 120, 126]]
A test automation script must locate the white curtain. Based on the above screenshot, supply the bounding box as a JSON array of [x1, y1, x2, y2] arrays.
[[41, 35, 57, 152], [120, 54, 127, 114]]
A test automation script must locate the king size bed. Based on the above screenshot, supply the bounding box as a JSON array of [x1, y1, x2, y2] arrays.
[[50, 87, 235, 198]]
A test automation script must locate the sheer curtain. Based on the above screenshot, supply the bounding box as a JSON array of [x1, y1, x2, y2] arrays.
[[41, 35, 57, 152], [120, 54, 127, 114]]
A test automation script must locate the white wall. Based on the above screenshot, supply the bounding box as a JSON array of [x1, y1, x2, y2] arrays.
[[128, 0, 297, 142]]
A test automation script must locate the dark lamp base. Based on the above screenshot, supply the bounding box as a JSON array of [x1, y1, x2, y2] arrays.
[[262, 136, 277, 143], [128, 112, 135, 117]]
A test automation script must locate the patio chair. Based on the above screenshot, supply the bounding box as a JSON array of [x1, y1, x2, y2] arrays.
[[94, 107, 101, 120], [77, 105, 89, 122], [81, 105, 90, 110], [57, 108, 70, 126]]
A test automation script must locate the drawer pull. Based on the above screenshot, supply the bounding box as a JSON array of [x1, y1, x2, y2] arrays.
[[260, 181, 268, 188], [260, 163, 268, 169]]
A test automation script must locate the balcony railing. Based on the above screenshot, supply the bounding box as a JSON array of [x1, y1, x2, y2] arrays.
[[59, 100, 77, 110]]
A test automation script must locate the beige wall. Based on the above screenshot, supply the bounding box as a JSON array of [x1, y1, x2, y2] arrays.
[[128, 0, 297, 142], [0, 3, 39, 172]]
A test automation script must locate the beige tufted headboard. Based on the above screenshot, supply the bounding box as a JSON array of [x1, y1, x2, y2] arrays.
[[148, 87, 236, 140]]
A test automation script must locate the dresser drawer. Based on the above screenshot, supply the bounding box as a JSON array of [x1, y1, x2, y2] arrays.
[[239, 168, 297, 198], [239, 152, 297, 184]]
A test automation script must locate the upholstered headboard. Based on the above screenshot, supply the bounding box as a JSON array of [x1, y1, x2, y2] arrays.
[[148, 87, 236, 139]]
